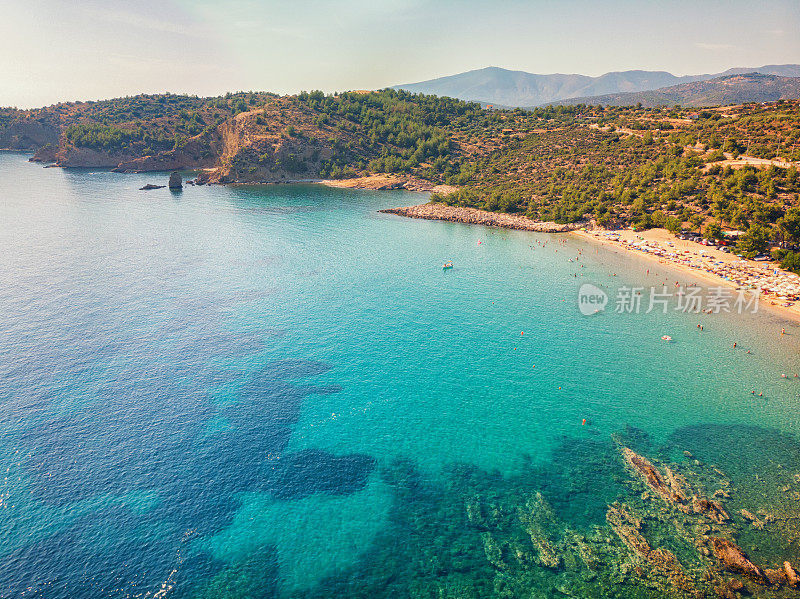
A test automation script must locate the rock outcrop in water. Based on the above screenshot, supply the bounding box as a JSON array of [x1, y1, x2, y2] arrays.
[[709, 537, 766, 582], [168, 172, 182, 189], [619, 444, 733, 527], [620, 446, 688, 506], [611, 440, 800, 597], [606, 502, 696, 594], [693, 495, 730, 524]]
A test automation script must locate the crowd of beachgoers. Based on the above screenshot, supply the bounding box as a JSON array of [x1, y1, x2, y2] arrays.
[[384, 200, 800, 318], [583, 229, 800, 309]]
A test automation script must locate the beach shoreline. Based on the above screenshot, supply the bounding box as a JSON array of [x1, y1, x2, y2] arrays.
[[383, 201, 800, 323], [571, 228, 800, 323]]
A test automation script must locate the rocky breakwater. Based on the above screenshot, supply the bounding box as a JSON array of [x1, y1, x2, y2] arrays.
[[380, 202, 581, 233]]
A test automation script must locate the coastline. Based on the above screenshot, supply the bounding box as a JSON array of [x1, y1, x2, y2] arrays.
[[18, 157, 451, 194], [382, 200, 800, 323], [11, 142, 800, 325], [571, 228, 800, 323]]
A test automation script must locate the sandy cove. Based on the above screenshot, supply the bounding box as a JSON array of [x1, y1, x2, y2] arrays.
[[383, 201, 800, 323]]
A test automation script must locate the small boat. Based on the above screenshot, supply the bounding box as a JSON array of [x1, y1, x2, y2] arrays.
[[442, 261, 453, 270], [661, 335, 672, 342]]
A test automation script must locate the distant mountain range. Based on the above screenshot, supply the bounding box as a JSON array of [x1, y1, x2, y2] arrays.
[[393, 64, 800, 107], [555, 73, 800, 108]]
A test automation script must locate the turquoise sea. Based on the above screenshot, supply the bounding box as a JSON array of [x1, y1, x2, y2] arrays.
[[2, 151, 800, 598]]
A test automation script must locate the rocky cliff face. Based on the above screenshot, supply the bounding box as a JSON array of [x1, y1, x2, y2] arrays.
[[0, 120, 60, 152], [19, 102, 349, 182], [195, 106, 348, 184], [114, 132, 221, 173], [50, 146, 144, 168], [2, 91, 456, 187]]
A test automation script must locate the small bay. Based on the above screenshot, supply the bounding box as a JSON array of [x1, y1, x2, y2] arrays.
[[2, 152, 800, 598]]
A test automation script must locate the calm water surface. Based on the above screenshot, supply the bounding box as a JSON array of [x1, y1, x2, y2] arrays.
[[1, 153, 800, 597]]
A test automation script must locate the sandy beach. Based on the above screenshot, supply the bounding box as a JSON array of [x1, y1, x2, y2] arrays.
[[322, 174, 457, 194], [572, 227, 800, 323]]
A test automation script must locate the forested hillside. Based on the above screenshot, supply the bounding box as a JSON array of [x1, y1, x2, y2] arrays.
[[2, 91, 800, 246], [441, 102, 800, 231]]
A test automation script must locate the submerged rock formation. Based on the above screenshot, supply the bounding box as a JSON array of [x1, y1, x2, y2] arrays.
[[693, 495, 729, 524], [278, 426, 800, 599], [517, 492, 562, 569], [709, 537, 766, 582], [619, 446, 689, 507], [605, 502, 696, 594]]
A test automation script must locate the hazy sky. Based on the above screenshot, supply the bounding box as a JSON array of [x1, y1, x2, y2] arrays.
[[1, 0, 798, 108]]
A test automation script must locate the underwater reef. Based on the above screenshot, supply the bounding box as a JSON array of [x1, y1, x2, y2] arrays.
[[187, 424, 800, 599]]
